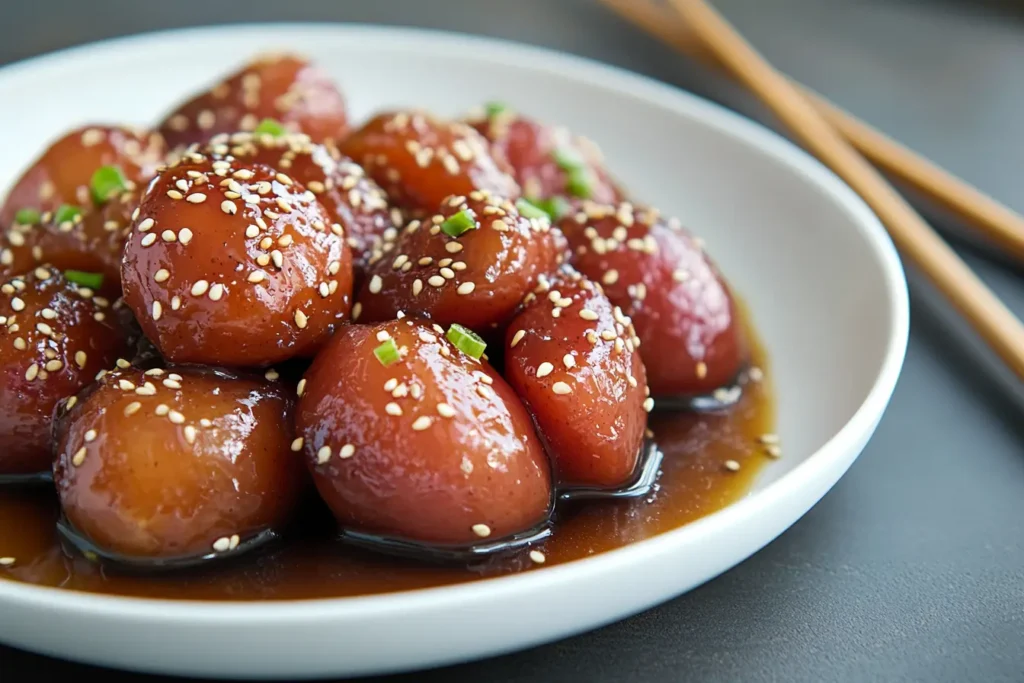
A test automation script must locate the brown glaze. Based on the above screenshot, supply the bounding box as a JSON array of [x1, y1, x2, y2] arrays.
[[120, 152, 353, 367], [340, 111, 520, 213], [504, 268, 649, 489], [559, 201, 745, 396], [0, 125, 164, 227], [158, 54, 349, 152], [0, 190, 139, 296], [0, 303, 771, 600], [355, 192, 569, 332], [52, 365, 304, 559], [199, 131, 401, 286], [297, 318, 553, 547], [469, 106, 622, 205], [0, 267, 131, 475]]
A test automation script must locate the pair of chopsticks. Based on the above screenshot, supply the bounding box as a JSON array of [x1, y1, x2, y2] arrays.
[[600, 0, 1024, 379]]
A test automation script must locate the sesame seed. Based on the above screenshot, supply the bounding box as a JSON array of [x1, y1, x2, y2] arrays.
[[445, 242, 463, 253], [71, 447, 87, 467], [184, 425, 197, 444], [248, 271, 266, 283], [457, 282, 476, 295], [427, 275, 445, 288], [168, 410, 185, 424], [135, 382, 157, 396], [748, 367, 764, 382], [290, 437, 304, 452], [186, 193, 207, 204], [41, 308, 57, 320], [603, 270, 619, 285], [12, 338, 25, 351], [724, 459, 741, 472], [552, 381, 572, 395], [245, 225, 260, 238], [117, 379, 135, 391], [579, 309, 599, 321], [328, 261, 341, 275], [209, 284, 224, 301], [436, 402, 456, 418], [264, 369, 280, 381], [278, 234, 293, 247], [643, 397, 655, 412], [376, 330, 391, 342], [385, 402, 402, 416], [368, 275, 383, 294], [352, 302, 362, 321], [10, 297, 24, 311], [65, 396, 77, 410], [221, 201, 237, 215], [411, 416, 432, 431], [536, 362, 553, 378], [152, 301, 163, 321], [154, 269, 170, 283], [600, 329, 617, 341], [529, 550, 546, 564], [45, 360, 63, 372], [179, 228, 193, 244], [563, 354, 576, 369], [384, 378, 398, 392], [167, 190, 184, 200], [628, 375, 638, 388], [138, 218, 155, 232], [472, 524, 491, 538], [696, 362, 708, 379], [316, 445, 332, 464], [123, 401, 142, 416], [765, 445, 782, 458], [212, 537, 231, 552], [339, 444, 355, 459], [294, 310, 308, 328], [412, 279, 423, 296], [256, 254, 271, 267], [759, 433, 780, 445], [155, 404, 169, 416]]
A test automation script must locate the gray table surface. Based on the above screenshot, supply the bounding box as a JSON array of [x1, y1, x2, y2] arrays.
[[2, 1, 1023, 681]]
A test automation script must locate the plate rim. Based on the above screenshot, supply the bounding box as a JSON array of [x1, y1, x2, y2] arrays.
[[0, 21, 910, 621]]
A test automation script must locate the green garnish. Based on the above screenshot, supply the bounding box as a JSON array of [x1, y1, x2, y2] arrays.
[[64, 270, 104, 290], [553, 147, 585, 171], [536, 195, 572, 220], [515, 198, 549, 221], [440, 209, 478, 238], [446, 323, 487, 359], [14, 208, 41, 225], [254, 118, 286, 137], [566, 168, 593, 199], [54, 205, 83, 225], [485, 101, 509, 117], [373, 338, 401, 366], [90, 165, 128, 204]]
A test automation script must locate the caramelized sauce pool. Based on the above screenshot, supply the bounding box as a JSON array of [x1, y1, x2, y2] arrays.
[[0, 306, 773, 601]]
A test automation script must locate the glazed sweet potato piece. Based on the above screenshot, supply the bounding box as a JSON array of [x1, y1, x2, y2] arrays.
[[120, 150, 353, 366], [296, 318, 553, 547], [340, 110, 520, 213], [53, 365, 303, 559], [559, 201, 744, 396], [201, 130, 400, 285], [0, 267, 131, 476], [469, 104, 622, 208], [0, 125, 163, 227], [355, 191, 568, 331], [504, 268, 649, 488], [158, 54, 349, 151]]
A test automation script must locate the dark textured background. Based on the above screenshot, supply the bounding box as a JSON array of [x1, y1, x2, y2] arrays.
[[2, 1, 1024, 681]]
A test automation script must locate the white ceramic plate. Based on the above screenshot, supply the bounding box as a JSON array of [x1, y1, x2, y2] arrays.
[[0, 24, 909, 679]]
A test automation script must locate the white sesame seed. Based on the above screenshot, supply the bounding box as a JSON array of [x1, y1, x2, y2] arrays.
[[696, 362, 708, 379], [71, 447, 87, 467], [141, 233, 157, 247], [171, 296, 181, 310], [154, 269, 170, 283], [536, 362, 554, 378], [411, 416, 432, 431], [161, 230, 177, 243], [437, 402, 455, 418], [117, 379, 135, 391], [440, 267, 456, 280], [472, 524, 492, 538], [168, 410, 185, 424], [296, 379, 307, 397], [45, 359, 63, 372], [385, 402, 402, 416], [724, 459, 741, 472], [579, 309, 599, 321], [186, 193, 207, 204], [184, 425, 197, 444], [765, 445, 782, 459], [368, 275, 383, 294], [529, 550, 546, 564], [425, 275, 444, 288], [12, 337, 25, 351], [155, 404, 170, 416], [445, 242, 463, 253], [209, 284, 224, 301], [294, 310, 308, 328], [221, 200, 237, 215], [339, 444, 355, 459], [138, 218, 155, 232], [603, 270, 619, 285], [245, 225, 260, 238], [317, 445, 332, 464], [248, 271, 266, 283], [291, 437, 304, 452], [167, 190, 184, 200], [457, 282, 476, 295], [264, 369, 280, 381], [352, 302, 362, 321], [643, 397, 655, 412], [376, 330, 391, 342], [212, 537, 231, 552], [124, 401, 142, 416], [552, 381, 572, 395], [563, 354, 576, 369], [41, 308, 57, 320], [152, 301, 163, 321], [191, 280, 209, 296], [36, 322, 53, 336], [179, 228, 193, 245]]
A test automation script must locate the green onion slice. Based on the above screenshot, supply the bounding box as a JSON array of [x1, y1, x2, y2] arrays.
[[536, 195, 572, 221], [254, 118, 286, 137], [515, 198, 549, 221], [440, 209, 478, 238], [14, 208, 41, 225], [64, 270, 104, 290], [373, 338, 401, 366], [485, 101, 509, 117], [53, 205, 83, 225], [553, 147, 585, 171], [566, 168, 593, 199], [90, 165, 128, 204], [446, 323, 487, 359]]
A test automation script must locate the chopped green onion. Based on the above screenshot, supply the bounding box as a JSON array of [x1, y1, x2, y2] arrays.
[[515, 198, 549, 221], [446, 323, 487, 359], [485, 101, 509, 117], [566, 168, 593, 199], [90, 165, 128, 204], [254, 118, 286, 137], [373, 338, 401, 366], [440, 210, 478, 238], [553, 147, 584, 171], [64, 270, 104, 290], [14, 208, 41, 225], [54, 205, 83, 225], [536, 195, 572, 221]]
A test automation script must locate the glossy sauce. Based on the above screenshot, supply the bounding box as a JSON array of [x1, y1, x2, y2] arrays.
[[0, 302, 773, 601]]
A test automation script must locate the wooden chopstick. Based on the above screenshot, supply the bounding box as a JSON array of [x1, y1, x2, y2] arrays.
[[598, 0, 1024, 263], [652, 0, 1024, 378]]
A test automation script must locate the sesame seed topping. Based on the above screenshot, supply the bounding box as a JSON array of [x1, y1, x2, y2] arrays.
[[436, 402, 455, 418], [765, 445, 782, 458], [41, 308, 57, 320], [12, 338, 25, 351], [724, 459, 741, 472], [552, 381, 572, 395], [352, 302, 362, 321], [138, 217, 155, 232], [186, 193, 207, 204], [384, 378, 398, 391], [579, 308, 599, 321], [339, 444, 355, 459], [191, 280, 209, 297], [212, 537, 231, 552], [427, 275, 445, 288], [209, 284, 225, 301], [748, 367, 764, 382], [290, 437, 304, 452], [445, 242, 463, 253], [10, 297, 24, 311], [264, 369, 280, 381], [536, 362, 553, 378], [376, 330, 391, 342], [117, 379, 135, 391], [368, 275, 383, 294], [529, 550, 546, 564], [71, 447, 87, 467], [294, 310, 308, 328], [316, 445, 332, 464], [248, 271, 266, 283], [184, 425, 197, 444], [179, 228, 193, 244], [696, 362, 708, 379], [123, 401, 142, 416], [472, 524, 492, 538], [168, 410, 185, 424], [643, 397, 655, 412], [167, 190, 184, 200], [563, 354, 576, 369], [45, 360, 63, 372], [411, 416, 432, 431], [221, 201, 237, 215], [152, 301, 163, 321], [385, 402, 402, 416], [457, 282, 476, 295], [141, 233, 157, 247], [154, 269, 170, 283], [155, 404, 169, 416]]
